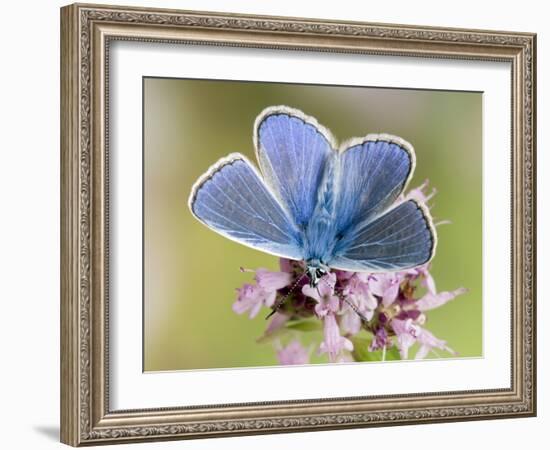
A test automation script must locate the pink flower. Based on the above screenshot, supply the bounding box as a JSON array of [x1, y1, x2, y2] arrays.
[[302, 273, 339, 317], [402, 263, 437, 294], [340, 274, 377, 334], [233, 283, 275, 318], [302, 273, 354, 362], [369, 272, 402, 306], [255, 268, 292, 291], [334, 269, 355, 281], [404, 179, 436, 205], [392, 318, 456, 360], [279, 258, 295, 273], [415, 328, 456, 360], [345, 275, 378, 311], [391, 318, 421, 359], [369, 327, 389, 352], [233, 180, 469, 365], [264, 312, 289, 335], [339, 307, 362, 336], [319, 313, 353, 362], [233, 267, 292, 318], [279, 257, 304, 273], [276, 340, 310, 365], [416, 287, 468, 311], [419, 265, 437, 294]]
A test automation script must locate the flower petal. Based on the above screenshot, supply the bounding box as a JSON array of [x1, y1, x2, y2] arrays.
[[249, 298, 264, 318], [276, 340, 310, 365], [416, 287, 468, 311], [369, 327, 389, 352], [405, 179, 436, 205], [415, 328, 455, 359], [369, 273, 402, 306], [391, 318, 420, 359], [265, 312, 290, 335], [340, 307, 362, 335], [255, 268, 292, 291], [423, 270, 437, 295], [382, 280, 400, 306], [317, 273, 337, 298], [319, 313, 353, 362], [232, 283, 278, 318], [232, 284, 262, 315], [279, 258, 295, 273], [302, 284, 321, 302]]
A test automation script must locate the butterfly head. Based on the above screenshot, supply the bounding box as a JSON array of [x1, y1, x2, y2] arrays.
[[305, 261, 329, 288]]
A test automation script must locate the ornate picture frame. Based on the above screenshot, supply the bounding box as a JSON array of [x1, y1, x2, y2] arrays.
[[60, 3, 536, 446]]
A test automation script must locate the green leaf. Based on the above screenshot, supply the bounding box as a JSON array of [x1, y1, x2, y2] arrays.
[[351, 337, 378, 362], [256, 318, 322, 344], [255, 326, 286, 344], [385, 346, 401, 361], [350, 336, 401, 362], [284, 319, 322, 332]]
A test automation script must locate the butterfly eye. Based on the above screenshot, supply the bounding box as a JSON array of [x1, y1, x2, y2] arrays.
[[305, 265, 325, 288]]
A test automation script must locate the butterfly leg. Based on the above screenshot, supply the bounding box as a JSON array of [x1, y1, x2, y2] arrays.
[[339, 295, 371, 324], [318, 276, 371, 324]]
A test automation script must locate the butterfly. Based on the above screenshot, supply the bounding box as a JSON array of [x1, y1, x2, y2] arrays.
[[188, 105, 437, 288]]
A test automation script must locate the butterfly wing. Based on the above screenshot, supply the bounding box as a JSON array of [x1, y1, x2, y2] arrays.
[[334, 135, 415, 234], [254, 106, 335, 228], [189, 153, 303, 260], [329, 199, 436, 272], [327, 135, 435, 272]]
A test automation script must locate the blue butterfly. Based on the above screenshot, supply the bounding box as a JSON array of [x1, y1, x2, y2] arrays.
[[188, 106, 437, 287]]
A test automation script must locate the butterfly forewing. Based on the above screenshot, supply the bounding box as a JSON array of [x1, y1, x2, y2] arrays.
[[189, 154, 303, 260], [255, 107, 334, 228]]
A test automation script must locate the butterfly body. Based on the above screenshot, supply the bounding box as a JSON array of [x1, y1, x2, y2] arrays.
[[188, 106, 437, 286], [302, 165, 339, 267]]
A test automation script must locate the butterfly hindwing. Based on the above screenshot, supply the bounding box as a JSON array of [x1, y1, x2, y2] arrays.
[[329, 199, 436, 272], [189, 154, 303, 260], [254, 106, 334, 228]]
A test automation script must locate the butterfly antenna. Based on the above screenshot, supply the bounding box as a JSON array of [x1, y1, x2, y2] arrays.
[[341, 295, 371, 324], [319, 277, 370, 324], [265, 273, 306, 320]]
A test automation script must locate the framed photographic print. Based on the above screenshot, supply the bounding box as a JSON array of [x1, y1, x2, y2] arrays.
[[60, 3, 537, 446]]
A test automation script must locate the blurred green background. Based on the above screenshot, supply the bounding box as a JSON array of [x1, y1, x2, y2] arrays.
[[143, 77, 482, 371]]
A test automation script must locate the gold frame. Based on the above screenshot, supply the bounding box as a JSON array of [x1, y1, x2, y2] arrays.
[[60, 2, 537, 446]]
